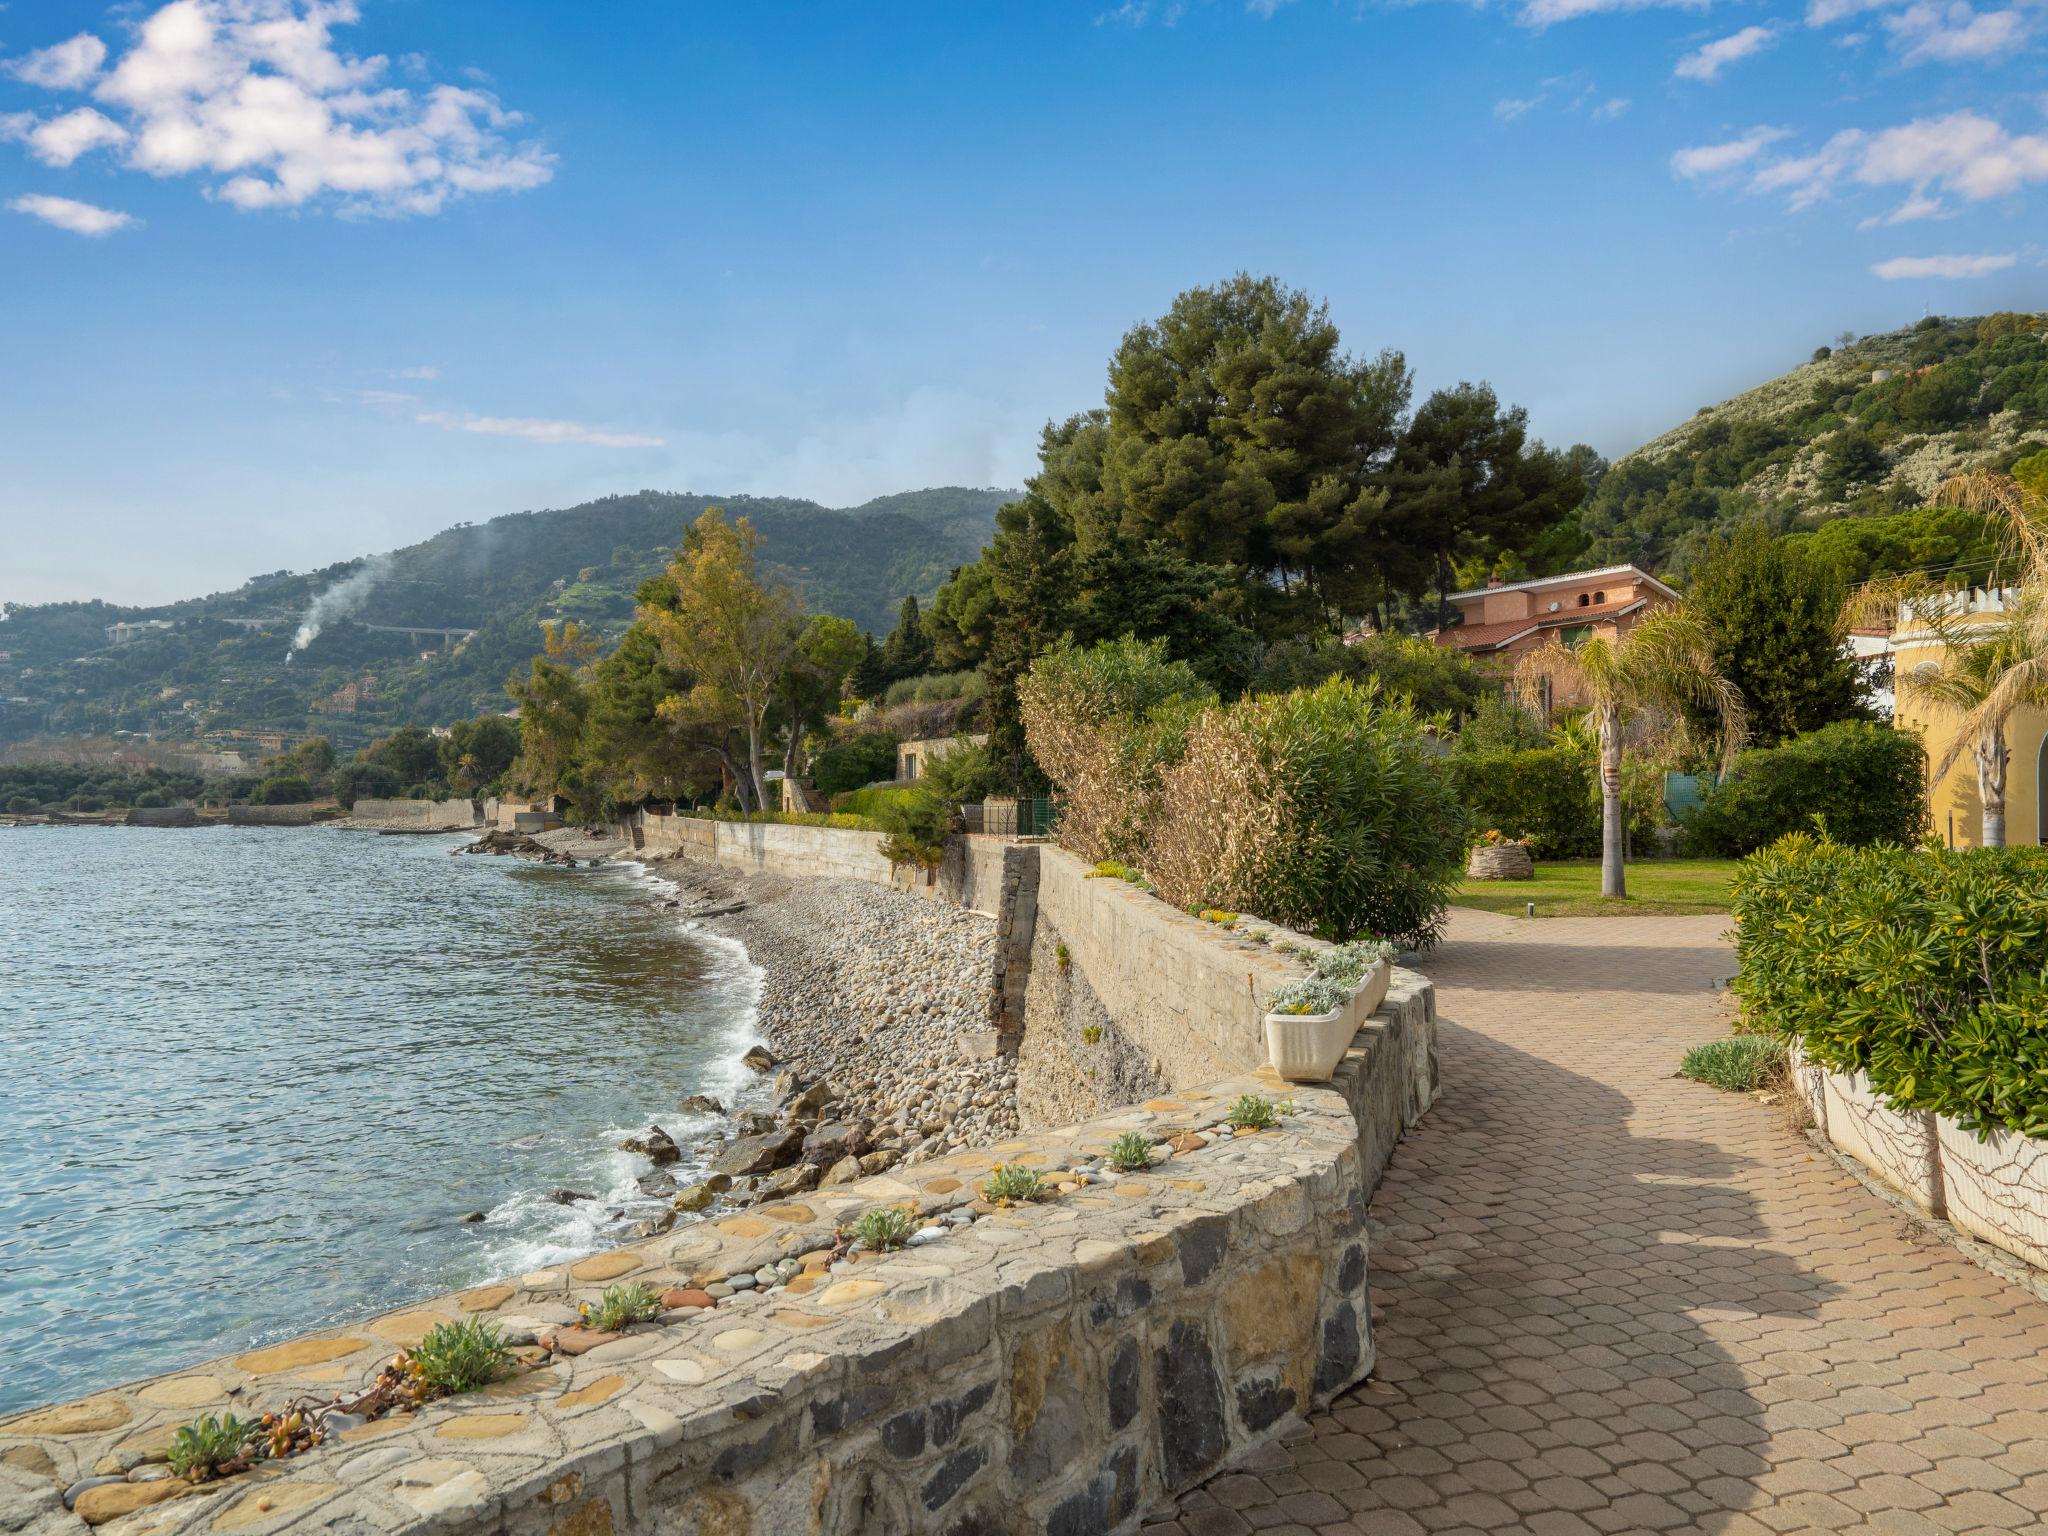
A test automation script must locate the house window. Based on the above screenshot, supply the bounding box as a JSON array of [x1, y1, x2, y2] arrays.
[[1562, 624, 1593, 648], [903, 753, 919, 780], [1593, 591, 1606, 604], [1577, 593, 1590, 607]]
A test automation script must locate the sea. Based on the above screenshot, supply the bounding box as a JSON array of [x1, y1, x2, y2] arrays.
[[0, 824, 764, 1416]]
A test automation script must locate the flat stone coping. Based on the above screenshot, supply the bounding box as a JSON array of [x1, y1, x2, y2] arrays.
[[0, 1049, 1393, 1536]]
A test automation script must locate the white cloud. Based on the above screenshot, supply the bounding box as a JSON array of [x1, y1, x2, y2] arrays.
[[0, 1, 552, 219], [8, 192, 138, 235], [415, 411, 665, 449], [1095, 0, 1186, 22], [1592, 96, 1631, 119], [1871, 251, 2016, 277], [1858, 110, 2048, 199], [1675, 25, 1778, 80], [1858, 191, 1948, 225], [0, 105, 130, 165], [1246, 0, 1296, 13], [1495, 96, 1541, 121], [1682, 111, 2048, 214], [1884, 1, 2027, 61], [394, 364, 439, 380], [1671, 126, 1788, 178], [1518, 0, 1707, 28], [5, 33, 109, 89]]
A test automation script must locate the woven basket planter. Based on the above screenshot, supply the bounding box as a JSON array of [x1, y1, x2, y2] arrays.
[[1466, 843, 1533, 881]]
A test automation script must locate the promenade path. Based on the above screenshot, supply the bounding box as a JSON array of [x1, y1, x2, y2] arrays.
[[1152, 908, 2048, 1536]]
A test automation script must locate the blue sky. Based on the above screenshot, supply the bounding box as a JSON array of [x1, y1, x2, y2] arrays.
[[1, 0, 2042, 606]]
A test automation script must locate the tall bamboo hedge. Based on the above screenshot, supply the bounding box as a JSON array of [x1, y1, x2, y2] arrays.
[[1730, 834, 2048, 1137]]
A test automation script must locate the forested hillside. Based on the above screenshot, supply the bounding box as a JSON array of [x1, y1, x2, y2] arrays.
[[0, 487, 1008, 747], [1578, 312, 2048, 583]]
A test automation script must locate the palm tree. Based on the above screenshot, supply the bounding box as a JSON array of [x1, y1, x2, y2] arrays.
[[1875, 467, 2048, 848], [1513, 610, 1745, 899]]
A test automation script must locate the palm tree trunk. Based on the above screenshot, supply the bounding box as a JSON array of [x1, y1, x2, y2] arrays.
[[1600, 705, 1626, 899], [1977, 722, 2008, 848]]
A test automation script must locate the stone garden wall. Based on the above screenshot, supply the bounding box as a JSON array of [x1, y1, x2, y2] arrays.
[[0, 821, 1440, 1536], [633, 812, 1013, 914], [1790, 1043, 2048, 1272], [349, 799, 481, 831]]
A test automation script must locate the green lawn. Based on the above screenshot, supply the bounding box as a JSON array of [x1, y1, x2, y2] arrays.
[[1453, 858, 1740, 917]]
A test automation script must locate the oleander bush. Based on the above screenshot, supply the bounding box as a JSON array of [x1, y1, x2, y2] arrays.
[[1684, 722, 1927, 856], [1731, 833, 2048, 1136]]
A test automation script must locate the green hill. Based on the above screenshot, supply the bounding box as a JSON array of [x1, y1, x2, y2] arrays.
[[1578, 311, 2048, 581], [0, 486, 1011, 748]]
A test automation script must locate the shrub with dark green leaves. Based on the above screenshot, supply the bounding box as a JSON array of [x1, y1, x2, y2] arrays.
[[812, 732, 899, 796], [1448, 747, 1600, 859], [1731, 835, 2048, 1136], [1684, 722, 1926, 856]]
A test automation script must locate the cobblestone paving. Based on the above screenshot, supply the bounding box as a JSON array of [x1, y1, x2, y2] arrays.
[[1150, 908, 2048, 1536]]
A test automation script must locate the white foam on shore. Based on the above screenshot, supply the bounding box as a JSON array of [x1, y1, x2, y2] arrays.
[[466, 857, 774, 1280]]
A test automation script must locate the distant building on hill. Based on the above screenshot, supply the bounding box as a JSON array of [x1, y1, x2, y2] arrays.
[[105, 620, 173, 646], [1430, 564, 1679, 713]]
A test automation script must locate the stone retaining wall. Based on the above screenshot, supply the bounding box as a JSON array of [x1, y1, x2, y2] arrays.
[[124, 807, 201, 828], [226, 805, 314, 827], [0, 981, 1432, 1536], [633, 813, 1012, 914], [350, 799, 480, 831], [0, 822, 1441, 1536], [1791, 1043, 2048, 1271]]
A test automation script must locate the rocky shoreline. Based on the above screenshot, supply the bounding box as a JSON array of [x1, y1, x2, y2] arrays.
[[457, 828, 1019, 1230]]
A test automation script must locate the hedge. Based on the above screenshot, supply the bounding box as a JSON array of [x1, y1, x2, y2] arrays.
[[684, 808, 879, 832], [1682, 721, 1926, 856], [1731, 835, 2048, 1136], [1448, 748, 1600, 859]]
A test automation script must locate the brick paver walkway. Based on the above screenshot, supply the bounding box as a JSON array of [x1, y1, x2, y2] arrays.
[[1152, 908, 2048, 1536]]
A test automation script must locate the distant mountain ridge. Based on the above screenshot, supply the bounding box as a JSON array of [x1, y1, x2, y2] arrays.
[[0, 486, 1012, 747]]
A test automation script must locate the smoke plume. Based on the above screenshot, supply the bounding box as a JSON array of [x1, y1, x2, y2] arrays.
[[291, 556, 392, 651]]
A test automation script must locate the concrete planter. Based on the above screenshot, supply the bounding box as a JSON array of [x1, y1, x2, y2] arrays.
[[1820, 1068, 1944, 1216], [1786, 1039, 1828, 1135], [1265, 960, 1391, 1083], [1935, 1117, 2048, 1270]]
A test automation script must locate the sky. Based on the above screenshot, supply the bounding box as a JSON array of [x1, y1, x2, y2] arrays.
[[0, 0, 2043, 607]]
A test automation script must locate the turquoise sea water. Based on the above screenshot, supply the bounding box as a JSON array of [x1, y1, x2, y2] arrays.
[[0, 825, 762, 1416]]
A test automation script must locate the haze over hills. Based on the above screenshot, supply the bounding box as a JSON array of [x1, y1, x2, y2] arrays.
[[0, 487, 1011, 749]]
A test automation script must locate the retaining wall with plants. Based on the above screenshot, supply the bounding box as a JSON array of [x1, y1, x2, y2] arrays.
[[1737, 838, 2048, 1274], [0, 995, 1436, 1536], [1790, 1043, 2048, 1271], [1, 818, 1439, 1535], [633, 810, 1011, 914]]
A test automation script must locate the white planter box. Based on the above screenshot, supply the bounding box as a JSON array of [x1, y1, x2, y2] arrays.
[[1264, 960, 1391, 1083], [1786, 1039, 1828, 1135], [1821, 1068, 1944, 1216], [1935, 1117, 2048, 1271]]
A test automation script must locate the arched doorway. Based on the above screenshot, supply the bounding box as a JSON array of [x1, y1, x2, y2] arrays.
[[2039, 732, 2047, 846]]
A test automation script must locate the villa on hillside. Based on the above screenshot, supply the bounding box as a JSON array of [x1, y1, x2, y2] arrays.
[[1889, 585, 2046, 847], [1430, 563, 1677, 709]]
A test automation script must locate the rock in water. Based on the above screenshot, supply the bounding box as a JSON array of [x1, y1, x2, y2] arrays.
[[620, 1126, 682, 1166], [547, 1188, 596, 1205], [741, 1045, 778, 1072], [678, 1094, 725, 1116]]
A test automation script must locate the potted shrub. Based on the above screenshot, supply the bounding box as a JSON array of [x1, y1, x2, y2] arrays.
[[1263, 939, 1396, 1081]]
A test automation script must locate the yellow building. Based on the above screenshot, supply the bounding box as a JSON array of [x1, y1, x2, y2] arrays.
[[1890, 585, 2046, 848]]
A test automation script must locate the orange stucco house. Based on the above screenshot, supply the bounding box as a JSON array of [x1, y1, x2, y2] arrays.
[[1429, 563, 1678, 707]]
